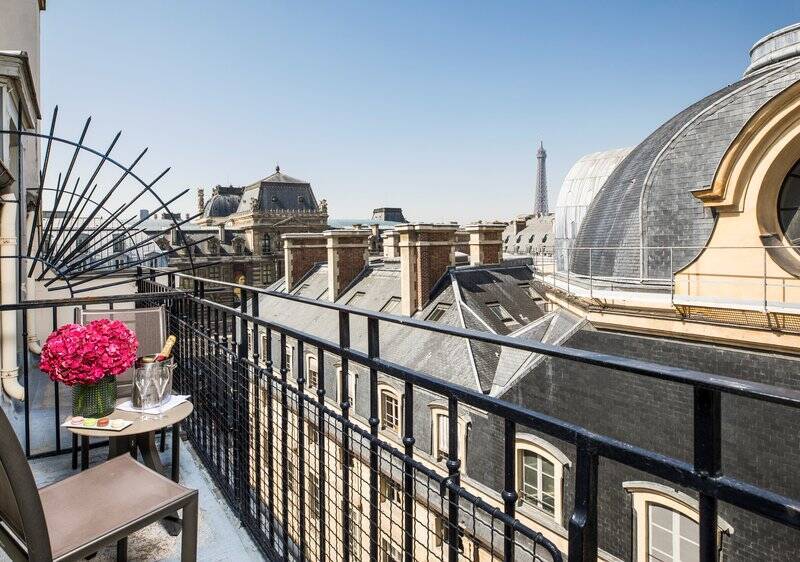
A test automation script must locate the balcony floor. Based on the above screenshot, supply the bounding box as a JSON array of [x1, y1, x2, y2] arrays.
[[2, 436, 262, 561]]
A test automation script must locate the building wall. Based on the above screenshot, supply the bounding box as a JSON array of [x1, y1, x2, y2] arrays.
[[240, 330, 626, 560], [0, 0, 41, 92], [471, 329, 800, 561]]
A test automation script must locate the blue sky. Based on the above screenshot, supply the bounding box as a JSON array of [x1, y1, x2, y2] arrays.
[[41, 1, 800, 222]]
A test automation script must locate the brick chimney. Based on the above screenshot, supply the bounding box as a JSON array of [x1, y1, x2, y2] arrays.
[[465, 222, 506, 265], [382, 229, 399, 258], [397, 223, 458, 315], [369, 223, 381, 253], [325, 229, 370, 301], [454, 229, 470, 255], [282, 232, 327, 292]]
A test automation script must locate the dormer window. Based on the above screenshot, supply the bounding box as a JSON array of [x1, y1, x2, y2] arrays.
[[233, 238, 245, 255], [298, 195, 305, 204], [426, 303, 451, 322], [487, 302, 518, 328]]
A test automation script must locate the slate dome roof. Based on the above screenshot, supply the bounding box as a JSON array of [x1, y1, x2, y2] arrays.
[[554, 148, 632, 270], [572, 24, 800, 280], [203, 186, 243, 218]]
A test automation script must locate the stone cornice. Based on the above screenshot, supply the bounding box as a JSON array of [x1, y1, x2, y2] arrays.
[[0, 51, 40, 125]]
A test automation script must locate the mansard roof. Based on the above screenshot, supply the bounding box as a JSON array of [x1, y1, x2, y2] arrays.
[[236, 166, 320, 214]]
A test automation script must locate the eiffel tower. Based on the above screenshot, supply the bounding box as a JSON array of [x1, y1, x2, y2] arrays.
[[534, 141, 549, 215]]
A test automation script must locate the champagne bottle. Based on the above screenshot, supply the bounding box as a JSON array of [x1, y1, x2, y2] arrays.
[[155, 335, 177, 362]]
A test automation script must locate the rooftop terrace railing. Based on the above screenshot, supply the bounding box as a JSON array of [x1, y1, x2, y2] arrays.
[[542, 244, 800, 315], [128, 268, 800, 562]]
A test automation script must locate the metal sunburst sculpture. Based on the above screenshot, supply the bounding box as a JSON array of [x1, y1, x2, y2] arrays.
[[0, 106, 218, 296]]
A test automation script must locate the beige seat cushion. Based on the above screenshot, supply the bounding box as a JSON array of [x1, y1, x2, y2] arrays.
[[39, 455, 194, 560]]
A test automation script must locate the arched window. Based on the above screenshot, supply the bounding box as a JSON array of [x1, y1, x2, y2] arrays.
[[305, 353, 318, 389], [516, 435, 570, 522], [429, 404, 470, 473], [624, 481, 733, 562], [377, 383, 402, 438], [335, 365, 358, 413], [778, 158, 800, 246]]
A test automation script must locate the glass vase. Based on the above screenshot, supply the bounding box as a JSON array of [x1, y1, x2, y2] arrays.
[[72, 375, 117, 418]]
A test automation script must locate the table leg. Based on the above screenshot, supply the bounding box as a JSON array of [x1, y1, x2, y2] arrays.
[[71, 434, 78, 470], [108, 436, 132, 459], [80, 436, 90, 470], [171, 422, 180, 483], [137, 432, 182, 536], [116, 537, 127, 562]]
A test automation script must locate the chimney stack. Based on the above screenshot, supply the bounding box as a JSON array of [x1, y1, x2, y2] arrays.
[[397, 223, 458, 315], [369, 223, 380, 253], [454, 229, 470, 255], [282, 232, 327, 292], [465, 222, 506, 266], [382, 230, 399, 258], [325, 228, 370, 301]]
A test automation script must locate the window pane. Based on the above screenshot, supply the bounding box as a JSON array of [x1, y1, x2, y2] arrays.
[[542, 472, 555, 496], [437, 414, 449, 456], [651, 505, 673, 528], [650, 525, 673, 558], [679, 538, 700, 562], [778, 160, 800, 245], [679, 512, 699, 544]]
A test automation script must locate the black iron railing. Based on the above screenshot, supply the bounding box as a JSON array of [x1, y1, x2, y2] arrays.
[[131, 270, 800, 562]]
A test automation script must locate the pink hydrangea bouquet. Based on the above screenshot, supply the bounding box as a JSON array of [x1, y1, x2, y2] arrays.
[[40, 319, 138, 386]]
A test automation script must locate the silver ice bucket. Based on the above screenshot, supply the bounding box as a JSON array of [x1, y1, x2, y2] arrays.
[[132, 357, 175, 408]]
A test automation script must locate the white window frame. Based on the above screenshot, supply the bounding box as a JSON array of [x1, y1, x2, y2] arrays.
[[259, 332, 268, 366], [515, 434, 570, 523], [305, 353, 319, 389], [380, 537, 400, 562], [283, 343, 293, 378], [308, 471, 321, 519], [336, 366, 358, 410], [624, 481, 733, 562], [429, 405, 470, 472], [377, 383, 402, 437]]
